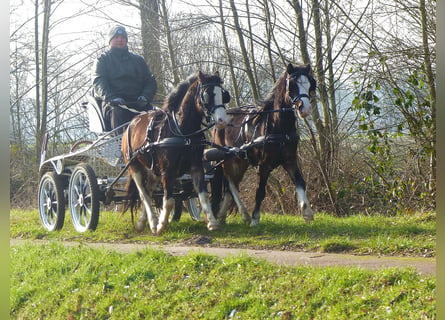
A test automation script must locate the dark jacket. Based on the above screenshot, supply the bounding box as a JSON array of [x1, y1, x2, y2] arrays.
[[92, 46, 157, 103]]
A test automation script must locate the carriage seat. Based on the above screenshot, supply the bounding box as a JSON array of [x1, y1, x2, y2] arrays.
[[81, 96, 109, 133]]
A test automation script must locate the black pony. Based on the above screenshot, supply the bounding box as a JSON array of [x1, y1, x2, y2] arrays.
[[211, 63, 316, 225], [122, 71, 230, 234]]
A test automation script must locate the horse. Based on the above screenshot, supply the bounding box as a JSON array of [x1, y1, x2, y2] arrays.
[[122, 71, 230, 235], [211, 63, 316, 226]]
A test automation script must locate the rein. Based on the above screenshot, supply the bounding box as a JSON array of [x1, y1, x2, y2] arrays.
[[170, 110, 216, 138], [227, 107, 295, 129]]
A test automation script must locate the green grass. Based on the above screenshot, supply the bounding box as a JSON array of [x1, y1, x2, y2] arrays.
[[10, 242, 435, 320], [10, 209, 436, 257]]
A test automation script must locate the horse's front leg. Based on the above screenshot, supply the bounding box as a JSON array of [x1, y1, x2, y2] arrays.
[[283, 162, 314, 222], [251, 166, 271, 226], [156, 176, 175, 235], [192, 166, 219, 231]]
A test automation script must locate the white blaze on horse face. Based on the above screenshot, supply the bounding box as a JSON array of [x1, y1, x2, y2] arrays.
[[211, 86, 229, 129], [296, 75, 311, 119]]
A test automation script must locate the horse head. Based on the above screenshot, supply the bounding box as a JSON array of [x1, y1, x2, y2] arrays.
[[197, 71, 230, 129], [285, 63, 317, 119]]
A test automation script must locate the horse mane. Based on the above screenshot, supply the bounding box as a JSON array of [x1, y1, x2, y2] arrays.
[[257, 70, 288, 111], [163, 73, 199, 113]]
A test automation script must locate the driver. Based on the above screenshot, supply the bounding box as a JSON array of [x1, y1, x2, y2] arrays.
[[92, 25, 157, 131]]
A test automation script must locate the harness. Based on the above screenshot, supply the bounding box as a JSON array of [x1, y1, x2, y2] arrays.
[[229, 106, 301, 164]]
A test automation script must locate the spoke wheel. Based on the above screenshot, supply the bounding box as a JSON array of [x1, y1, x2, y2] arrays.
[[38, 172, 66, 231], [186, 198, 202, 221], [69, 163, 100, 232]]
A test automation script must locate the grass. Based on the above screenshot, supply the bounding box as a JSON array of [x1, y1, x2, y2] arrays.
[[10, 242, 435, 320], [10, 209, 436, 257]]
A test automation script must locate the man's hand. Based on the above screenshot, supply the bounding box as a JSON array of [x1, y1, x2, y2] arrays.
[[110, 98, 126, 106], [136, 96, 148, 108]]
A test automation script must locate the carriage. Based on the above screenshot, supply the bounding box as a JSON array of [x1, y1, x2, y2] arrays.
[[37, 96, 205, 233], [38, 65, 315, 234]]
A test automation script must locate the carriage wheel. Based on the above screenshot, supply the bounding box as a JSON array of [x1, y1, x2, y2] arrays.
[[186, 198, 202, 221], [69, 163, 100, 232], [38, 172, 66, 231]]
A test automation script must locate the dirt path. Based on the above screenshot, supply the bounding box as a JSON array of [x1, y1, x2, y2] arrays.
[[10, 238, 436, 276]]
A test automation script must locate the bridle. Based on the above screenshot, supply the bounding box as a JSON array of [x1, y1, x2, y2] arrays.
[[286, 71, 311, 108], [196, 82, 229, 117]]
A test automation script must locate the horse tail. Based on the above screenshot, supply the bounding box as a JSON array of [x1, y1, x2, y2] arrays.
[[122, 174, 140, 225]]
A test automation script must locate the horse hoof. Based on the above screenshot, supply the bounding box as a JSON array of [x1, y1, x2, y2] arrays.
[[303, 209, 314, 222], [135, 222, 146, 233], [207, 222, 219, 231], [250, 219, 260, 227], [241, 214, 252, 224], [156, 223, 168, 235]]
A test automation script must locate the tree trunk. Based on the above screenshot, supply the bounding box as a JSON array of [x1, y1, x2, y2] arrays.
[[219, 0, 240, 106], [245, 0, 260, 90], [229, 0, 259, 101], [261, 0, 276, 82], [291, 0, 338, 215], [35, 0, 51, 167], [34, 0, 41, 164], [159, 0, 180, 86], [140, 0, 163, 99], [419, 0, 436, 191]]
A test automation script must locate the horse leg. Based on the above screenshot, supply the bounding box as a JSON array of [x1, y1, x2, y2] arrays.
[[227, 179, 251, 224], [156, 182, 175, 235], [192, 167, 219, 231], [284, 162, 314, 222], [217, 159, 250, 223], [251, 166, 271, 226], [131, 171, 158, 234], [216, 190, 232, 224], [135, 206, 147, 232]]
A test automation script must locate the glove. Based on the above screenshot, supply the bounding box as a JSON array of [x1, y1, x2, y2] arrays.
[[137, 96, 148, 104], [110, 98, 126, 106], [136, 95, 148, 108]]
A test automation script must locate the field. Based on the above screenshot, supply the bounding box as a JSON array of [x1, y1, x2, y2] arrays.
[[10, 209, 436, 319]]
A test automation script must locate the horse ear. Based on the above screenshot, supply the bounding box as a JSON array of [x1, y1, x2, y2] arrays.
[[286, 63, 294, 75], [305, 64, 317, 91], [214, 70, 220, 77], [198, 70, 204, 82]]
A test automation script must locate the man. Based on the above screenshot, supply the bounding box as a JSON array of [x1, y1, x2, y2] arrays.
[[92, 25, 157, 131]]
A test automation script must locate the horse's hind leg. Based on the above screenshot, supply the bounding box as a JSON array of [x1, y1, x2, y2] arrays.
[[251, 166, 271, 226], [135, 206, 147, 232], [226, 179, 251, 224], [132, 171, 158, 234], [192, 167, 219, 230], [284, 163, 314, 222]]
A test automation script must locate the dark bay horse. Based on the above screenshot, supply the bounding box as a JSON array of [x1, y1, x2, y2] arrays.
[[211, 63, 316, 225], [122, 71, 230, 235]]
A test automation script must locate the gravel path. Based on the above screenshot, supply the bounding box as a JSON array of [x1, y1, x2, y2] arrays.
[[10, 238, 435, 276]]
